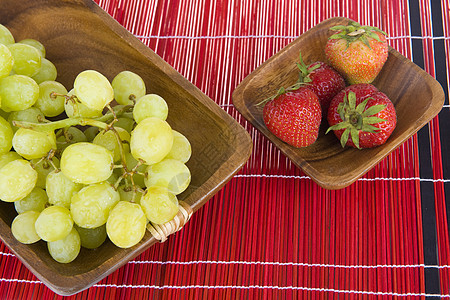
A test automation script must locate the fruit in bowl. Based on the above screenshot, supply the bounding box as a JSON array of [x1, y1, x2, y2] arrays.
[[262, 87, 322, 148], [259, 53, 345, 148], [260, 20, 396, 152], [0, 22, 197, 265], [233, 17, 444, 189], [325, 20, 389, 84], [0, 0, 252, 295], [326, 83, 397, 149]]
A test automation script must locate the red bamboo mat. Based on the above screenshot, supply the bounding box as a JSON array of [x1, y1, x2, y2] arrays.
[[1, 0, 450, 299]]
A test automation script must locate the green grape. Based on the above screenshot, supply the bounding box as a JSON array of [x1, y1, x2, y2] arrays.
[[74, 224, 107, 249], [111, 71, 146, 105], [0, 44, 14, 78], [0, 24, 14, 45], [48, 227, 81, 263], [124, 152, 146, 187], [0, 116, 13, 154], [0, 151, 21, 169], [145, 159, 191, 195], [18, 39, 45, 58], [56, 126, 87, 151], [14, 187, 47, 214], [34, 205, 73, 242], [83, 126, 99, 142], [60, 142, 114, 185], [73, 70, 114, 111], [141, 186, 179, 225], [93, 127, 130, 162], [12, 128, 56, 160], [64, 89, 102, 118], [130, 117, 173, 165], [133, 94, 168, 123], [0, 108, 9, 120], [0, 74, 39, 112], [31, 156, 59, 189], [7, 43, 41, 77], [114, 117, 135, 133], [0, 159, 37, 202], [46, 170, 83, 209], [118, 185, 142, 204], [106, 201, 147, 248], [8, 107, 45, 132], [70, 181, 120, 228], [165, 130, 191, 163], [32, 58, 57, 84], [11, 211, 41, 244], [34, 81, 67, 117]]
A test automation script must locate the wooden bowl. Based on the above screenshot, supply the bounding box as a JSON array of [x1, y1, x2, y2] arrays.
[[0, 0, 252, 295], [233, 17, 444, 190]]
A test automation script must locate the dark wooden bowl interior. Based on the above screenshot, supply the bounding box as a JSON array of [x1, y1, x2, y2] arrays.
[[0, 0, 252, 295], [232, 17, 444, 189]]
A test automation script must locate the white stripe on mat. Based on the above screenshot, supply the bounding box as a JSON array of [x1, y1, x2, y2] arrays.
[[0, 278, 448, 298], [133, 34, 450, 40], [2, 251, 449, 270], [233, 174, 450, 183], [129, 259, 450, 270]]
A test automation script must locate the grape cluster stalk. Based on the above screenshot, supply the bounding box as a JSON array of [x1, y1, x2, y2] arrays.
[[0, 24, 192, 263]]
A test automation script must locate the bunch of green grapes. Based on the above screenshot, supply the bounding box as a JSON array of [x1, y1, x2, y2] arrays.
[[0, 24, 192, 263]]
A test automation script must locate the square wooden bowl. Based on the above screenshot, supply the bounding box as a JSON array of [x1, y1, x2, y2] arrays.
[[0, 0, 252, 295], [233, 17, 444, 190]]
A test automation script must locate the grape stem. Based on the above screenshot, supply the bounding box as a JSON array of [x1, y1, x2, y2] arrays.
[[30, 149, 59, 172], [13, 101, 144, 201], [13, 118, 108, 132], [12, 104, 134, 132]]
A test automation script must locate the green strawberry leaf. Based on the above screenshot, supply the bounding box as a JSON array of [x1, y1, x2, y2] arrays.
[[348, 92, 357, 110], [330, 25, 347, 31], [326, 121, 352, 134], [365, 26, 387, 36], [361, 124, 380, 133], [346, 25, 357, 33], [363, 116, 387, 124], [303, 76, 312, 83], [355, 99, 369, 114], [296, 53, 309, 75], [367, 31, 382, 42], [308, 63, 321, 72], [328, 33, 343, 40], [356, 115, 363, 128], [256, 86, 286, 107], [350, 128, 360, 149], [362, 104, 386, 117], [340, 128, 351, 148], [361, 36, 371, 48], [289, 82, 302, 90]]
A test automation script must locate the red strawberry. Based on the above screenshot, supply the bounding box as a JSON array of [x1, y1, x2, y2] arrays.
[[326, 83, 396, 149], [262, 87, 321, 148], [325, 21, 388, 84], [295, 54, 345, 113]]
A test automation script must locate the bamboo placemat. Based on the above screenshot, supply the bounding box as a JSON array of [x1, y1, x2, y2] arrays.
[[1, 0, 449, 298]]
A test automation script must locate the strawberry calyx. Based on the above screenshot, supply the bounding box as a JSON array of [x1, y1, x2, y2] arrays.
[[325, 91, 387, 149], [256, 52, 315, 107], [296, 52, 321, 83], [256, 86, 295, 107], [328, 21, 387, 48]]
